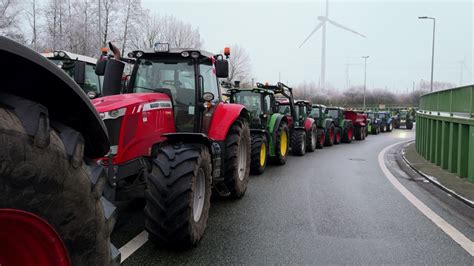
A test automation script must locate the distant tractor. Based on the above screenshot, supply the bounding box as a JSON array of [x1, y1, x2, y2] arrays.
[[309, 104, 336, 147], [270, 83, 317, 156], [325, 107, 354, 144], [227, 86, 290, 174], [344, 110, 368, 140], [42, 50, 103, 98], [393, 109, 414, 129], [366, 111, 381, 134], [378, 111, 393, 132], [92, 43, 252, 248]]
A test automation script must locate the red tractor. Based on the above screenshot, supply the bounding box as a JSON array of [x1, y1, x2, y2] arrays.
[[266, 83, 317, 155], [344, 110, 368, 140], [93, 43, 251, 248]]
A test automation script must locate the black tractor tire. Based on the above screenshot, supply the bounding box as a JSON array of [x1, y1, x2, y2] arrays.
[[394, 121, 400, 129], [272, 121, 289, 165], [250, 134, 268, 175], [223, 117, 251, 198], [291, 129, 306, 156], [407, 122, 413, 130], [145, 144, 212, 248], [316, 128, 325, 149], [387, 123, 393, 132], [324, 123, 335, 146], [306, 123, 317, 152], [354, 126, 362, 140], [381, 124, 386, 132], [341, 121, 353, 143], [0, 95, 119, 265], [334, 127, 341, 145]]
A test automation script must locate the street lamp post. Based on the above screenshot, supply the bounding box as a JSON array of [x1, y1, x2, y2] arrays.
[[362, 56, 369, 110], [418, 16, 436, 92]]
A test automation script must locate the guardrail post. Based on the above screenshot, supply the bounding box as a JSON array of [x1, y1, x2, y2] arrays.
[[457, 124, 469, 178], [448, 121, 458, 173], [468, 125, 474, 182], [435, 120, 442, 166], [440, 121, 449, 169]]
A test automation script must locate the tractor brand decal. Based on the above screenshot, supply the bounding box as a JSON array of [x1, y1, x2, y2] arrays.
[[142, 101, 172, 112]]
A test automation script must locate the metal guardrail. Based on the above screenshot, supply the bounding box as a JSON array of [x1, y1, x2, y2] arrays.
[[416, 85, 474, 183]]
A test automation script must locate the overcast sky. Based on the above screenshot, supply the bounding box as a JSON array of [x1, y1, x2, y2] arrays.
[[142, 0, 473, 92]]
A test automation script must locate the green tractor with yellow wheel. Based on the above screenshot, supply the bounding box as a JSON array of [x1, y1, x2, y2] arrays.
[[227, 86, 290, 174]]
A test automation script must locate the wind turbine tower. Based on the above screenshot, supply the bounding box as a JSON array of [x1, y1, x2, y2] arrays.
[[299, 0, 366, 89]]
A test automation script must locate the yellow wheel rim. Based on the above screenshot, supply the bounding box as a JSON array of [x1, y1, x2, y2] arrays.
[[259, 143, 266, 167], [280, 130, 288, 156]]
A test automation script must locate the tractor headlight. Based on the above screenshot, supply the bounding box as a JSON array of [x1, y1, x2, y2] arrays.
[[100, 108, 126, 120], [58, 51, 66, 57]]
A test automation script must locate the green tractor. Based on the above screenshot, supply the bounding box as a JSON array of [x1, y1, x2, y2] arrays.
[[227, 86, 290, 174], [366, 111, 381, 134], [325, 107, 354, 144], [393, 109, 414, 129], [309, 104, 336, 147], [271, 83, 318, 156]]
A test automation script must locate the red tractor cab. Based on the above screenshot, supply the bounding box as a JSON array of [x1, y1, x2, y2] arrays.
[[94, 43, 251, 247], [262, 82, 317, 155]]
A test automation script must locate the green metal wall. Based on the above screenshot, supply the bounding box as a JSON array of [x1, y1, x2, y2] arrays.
[[416, 85, 474, 183]]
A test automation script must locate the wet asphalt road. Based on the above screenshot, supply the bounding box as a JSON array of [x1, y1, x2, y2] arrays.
[[112, 127, 473, 265]]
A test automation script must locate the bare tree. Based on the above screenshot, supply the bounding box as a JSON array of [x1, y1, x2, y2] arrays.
[[100, 0, 117, 47], [1, 0, 25, 42], [226, 44, 252, 83], [25, 0, 39, 50], [120, 0, 142, 56]]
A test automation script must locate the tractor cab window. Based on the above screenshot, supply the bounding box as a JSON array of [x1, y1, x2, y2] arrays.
[[263, 95, 272, 113], [278, 104, 291, 115], [400, 110, 408, 116], [234, 91, 262, 118], [327, 109, 339, 119], [132, 59, 196, 132], [368, 113, 375, 119], [48, 59, 102, 94], [379, 113, 386, 119], [310, 107, 320, 118], [200, 63, 219, 103]]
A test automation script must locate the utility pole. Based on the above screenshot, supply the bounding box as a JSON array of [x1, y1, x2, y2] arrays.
[[362, 56, 369, 110], [419, 16, 436, 92]]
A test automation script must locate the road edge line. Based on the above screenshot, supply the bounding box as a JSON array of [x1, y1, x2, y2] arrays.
[[378, 140, 474, 256], [119, 230, 149, 263]]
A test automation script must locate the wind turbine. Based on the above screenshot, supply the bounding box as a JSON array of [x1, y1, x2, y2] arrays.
[[299, 0, 366, 89]]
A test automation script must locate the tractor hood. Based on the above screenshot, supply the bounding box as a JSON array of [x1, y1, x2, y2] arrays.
[[92, 93, 171, 113]]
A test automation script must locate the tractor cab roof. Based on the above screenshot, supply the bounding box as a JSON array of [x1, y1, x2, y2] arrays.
[[129, 45, 215, 61], [326, 106, 345, 111], [228, 87, 274, 95], [312, 104, 326, 109], [295, 100, 311, 106], [41, 51, 97, 65]]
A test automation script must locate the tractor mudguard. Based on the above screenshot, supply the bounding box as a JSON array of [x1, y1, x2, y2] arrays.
[[207, 103, 249, 141], [0, 36, 109, 158], [303, 117, 315, 132], [267, 113, 286, 156], [323, 119, 333, 130]]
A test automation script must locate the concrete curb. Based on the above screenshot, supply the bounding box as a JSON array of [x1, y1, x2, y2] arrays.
[[400, 141, 474, 208]]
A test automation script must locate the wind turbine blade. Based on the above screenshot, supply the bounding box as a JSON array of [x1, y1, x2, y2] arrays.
[[299, 21, 324, 48], [326, 18, 366, 38]]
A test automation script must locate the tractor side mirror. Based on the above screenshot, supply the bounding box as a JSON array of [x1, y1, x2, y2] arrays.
[[74, 61, 86, 85], [95, 59, 107, 76], [101, 59, 125, 96], [215, 59, 229, 78]]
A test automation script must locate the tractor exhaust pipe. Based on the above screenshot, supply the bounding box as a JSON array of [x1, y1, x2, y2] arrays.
[[97, 42, 125, 96]]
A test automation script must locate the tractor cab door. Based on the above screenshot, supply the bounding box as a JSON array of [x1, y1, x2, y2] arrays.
[[260, 94, 273, 128]]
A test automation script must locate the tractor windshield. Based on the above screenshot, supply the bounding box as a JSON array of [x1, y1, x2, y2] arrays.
[[278, 104, 291, 115], [233, 91, 262, 117], [48, 59, 102, 94], [368, 113, 375, 119], [310, 107, 320, 118], [326, 109, 339, 119], [132, 58, 197, 132], [400, 110, 408, 116], [379, 113, 386, 119]]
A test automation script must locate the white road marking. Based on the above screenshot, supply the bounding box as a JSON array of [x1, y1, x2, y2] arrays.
[[378, 141, 474, 256], [119, 230, 149, 263]]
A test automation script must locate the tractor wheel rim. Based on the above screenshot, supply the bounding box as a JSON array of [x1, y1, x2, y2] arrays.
[[259, 143, 266, 167], [337, 132, 340, 142], [237, 136, 248, 181], [330, 128, 334, 142], [348, 128, 353, 139], [280, 130, 288, 156], [320, 133, 325, 146], [311, 129, 316, 148], [193, 168, 206, 222], [301, 136, 305, 151]]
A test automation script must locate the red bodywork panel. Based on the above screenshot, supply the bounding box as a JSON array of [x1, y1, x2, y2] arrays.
[[208, 103, 246, 141], [345, 110, 367, 127], [92, 93, 176, 164], [303, 117, 315, 131]]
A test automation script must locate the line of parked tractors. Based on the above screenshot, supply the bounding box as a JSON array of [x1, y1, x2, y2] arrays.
[[0, 37, 414, 266]]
